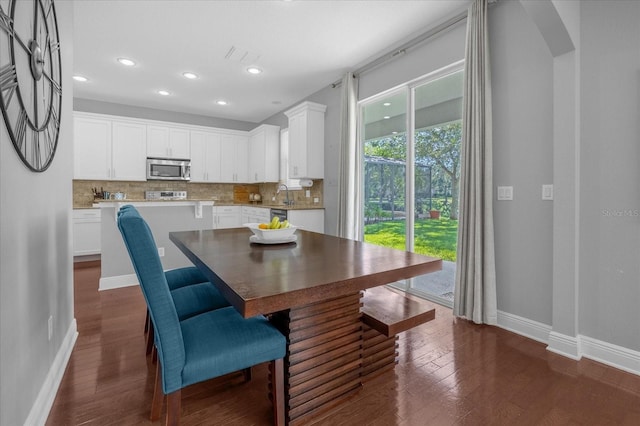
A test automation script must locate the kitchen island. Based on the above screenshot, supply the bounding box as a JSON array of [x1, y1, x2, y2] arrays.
[[95, 200, 324, 290], [97, 200, 215, 290]]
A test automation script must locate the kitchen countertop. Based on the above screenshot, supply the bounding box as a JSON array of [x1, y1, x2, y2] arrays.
[[91, 199, 324, 210]]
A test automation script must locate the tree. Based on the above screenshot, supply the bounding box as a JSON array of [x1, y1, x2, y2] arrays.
[[415, 122, 461, 220], [364, 122, 462, 220]]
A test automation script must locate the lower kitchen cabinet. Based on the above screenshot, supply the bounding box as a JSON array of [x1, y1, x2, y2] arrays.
[[242, 206, 270, 224], [288, 209, 324, 234], [213, 206, 242, 229], [73, 209, 102, 256]]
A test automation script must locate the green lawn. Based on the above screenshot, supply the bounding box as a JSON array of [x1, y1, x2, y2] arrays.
[[364, 218, 458, 261]]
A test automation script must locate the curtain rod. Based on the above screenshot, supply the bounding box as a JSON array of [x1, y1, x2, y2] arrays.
[[331, 8, 468, 88]]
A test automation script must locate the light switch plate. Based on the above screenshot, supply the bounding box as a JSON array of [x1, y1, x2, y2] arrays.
[[542, 184, 553, 200], [497, 186, 513, 200]]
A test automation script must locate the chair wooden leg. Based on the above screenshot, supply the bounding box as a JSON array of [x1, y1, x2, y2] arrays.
[[242, 367, 252, 382], [271, 358, 285, 426], [166, 390, 181, 426], [151, 360, 164, 421], [144, 309, 150, 333]]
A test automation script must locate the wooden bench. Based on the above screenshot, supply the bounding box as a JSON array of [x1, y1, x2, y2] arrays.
[[360, 286, 436, 380]]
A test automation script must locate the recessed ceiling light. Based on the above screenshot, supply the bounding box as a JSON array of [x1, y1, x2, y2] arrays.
[[158, 90, 170, 96], [392, 131, 398, 134], [216, 100, 228, 106], [383, 116, 390, 119], [117, 57, 136, 67], [383, 102, 391, 106], [183, 72, 198, 79], [73, 75, 88, 82], [247, 67, 262, 75]]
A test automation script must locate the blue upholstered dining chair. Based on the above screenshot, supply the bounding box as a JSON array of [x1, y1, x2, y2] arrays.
[[117, 206, 286, 425], [116, 205, 231, 355]]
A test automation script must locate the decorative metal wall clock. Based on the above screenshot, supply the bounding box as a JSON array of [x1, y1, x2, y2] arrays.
[[0, 0, 62, 172]]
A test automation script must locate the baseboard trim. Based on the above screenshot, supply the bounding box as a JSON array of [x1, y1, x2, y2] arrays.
[[496, 310, 551, 344], [497, 310, 640, 376], [581, 335, 640, 376], [547, 331, 581, 360], [99, 273, 139, 291], [24, 319, 78, 426]]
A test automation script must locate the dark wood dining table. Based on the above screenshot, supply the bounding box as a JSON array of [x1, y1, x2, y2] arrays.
[[170, 227, 441, 425]]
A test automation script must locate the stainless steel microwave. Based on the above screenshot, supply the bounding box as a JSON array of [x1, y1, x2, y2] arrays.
[[146, 158, 191, 181]]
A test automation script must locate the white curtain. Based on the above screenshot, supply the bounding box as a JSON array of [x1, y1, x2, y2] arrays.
[[453, 0, 497, 325], [337, 72, 361, 240]]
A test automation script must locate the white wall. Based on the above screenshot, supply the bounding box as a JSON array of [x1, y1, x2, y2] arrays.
[[0, 2, 75, 424]]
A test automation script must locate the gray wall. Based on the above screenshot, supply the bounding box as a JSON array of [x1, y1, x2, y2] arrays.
[[579, 1, 640, 351], [264, 0, 640, 358], [490, 0, 554, 325], [74, 98, 258, 131], [0, 3, 75, 425]]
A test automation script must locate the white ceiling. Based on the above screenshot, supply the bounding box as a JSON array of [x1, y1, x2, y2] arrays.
[[72, 0, 470, 124]]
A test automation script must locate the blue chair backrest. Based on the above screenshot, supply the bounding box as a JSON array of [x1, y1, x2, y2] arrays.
[[117, 205, 185, 392]]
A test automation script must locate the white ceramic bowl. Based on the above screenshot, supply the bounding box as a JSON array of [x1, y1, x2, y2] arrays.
[[244, 223, 298, 240]]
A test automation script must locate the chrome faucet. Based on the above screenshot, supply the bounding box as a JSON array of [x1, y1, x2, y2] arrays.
[[277, 183, 293, 206]]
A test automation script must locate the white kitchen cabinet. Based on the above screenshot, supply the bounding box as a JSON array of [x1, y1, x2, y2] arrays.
[[111, 120, 147, 181], [213, 206, 242, 229], [190, 131, 221, 182], [288, 209, 324, 234], [74, 114, 146, 181], [220, 134, 249, 183], [147, 125, 190, 159], [242, 206, 270, 224], [248, 124, 280, 183], [74, 115, 111, 180], [73, 209, 102, 255], [284, 101, 326, 179]]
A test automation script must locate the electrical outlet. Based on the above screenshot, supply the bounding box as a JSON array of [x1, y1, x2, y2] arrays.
[[48, 315, 53, 341], [158, 247, 165, 257], [497, 186, 513, 200], [305, 190, 311, 198], [542, 184, 553, 200], [313, 197, 319, 203]]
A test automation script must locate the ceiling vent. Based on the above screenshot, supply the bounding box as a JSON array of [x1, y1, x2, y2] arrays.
[[224, 46, 261, 64]]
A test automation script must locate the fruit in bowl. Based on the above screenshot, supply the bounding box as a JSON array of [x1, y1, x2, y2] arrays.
[[245, 217, 298, 240]]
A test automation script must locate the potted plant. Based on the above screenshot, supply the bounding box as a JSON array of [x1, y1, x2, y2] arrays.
[[429, 210, 440, 219]]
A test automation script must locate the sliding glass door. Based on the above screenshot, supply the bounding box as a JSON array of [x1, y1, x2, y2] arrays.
[[362, 90, 407, 251], [361, 64, 463, 307]]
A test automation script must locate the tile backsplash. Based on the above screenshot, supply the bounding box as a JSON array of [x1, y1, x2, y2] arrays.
[[73, 179, 323, 208]]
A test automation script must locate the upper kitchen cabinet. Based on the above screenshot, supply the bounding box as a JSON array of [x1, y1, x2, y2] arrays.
[[74, 115, 111, 180], [74, 113, 146, 181], [284, 101, 326, 179], [220, 134, 249, 183], [190, 130, 221, 183], [147, 125, 190, 159], [111, 120, 147, 180], [248, 124, 280, 183]]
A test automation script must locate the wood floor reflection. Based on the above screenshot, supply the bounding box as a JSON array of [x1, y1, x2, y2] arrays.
[[47, 261, 640, 425]]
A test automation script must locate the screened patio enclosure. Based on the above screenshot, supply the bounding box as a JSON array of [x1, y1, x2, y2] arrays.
[[363, 155, 433, 224]]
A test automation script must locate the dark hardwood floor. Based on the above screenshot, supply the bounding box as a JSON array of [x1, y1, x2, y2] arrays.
[[47, 261, 640, 425]]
